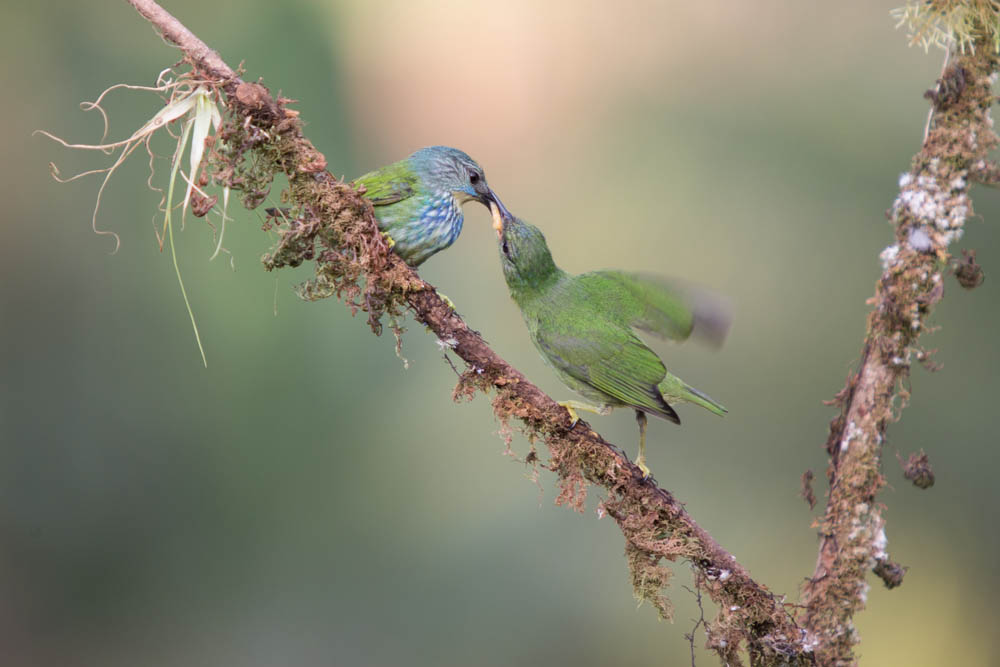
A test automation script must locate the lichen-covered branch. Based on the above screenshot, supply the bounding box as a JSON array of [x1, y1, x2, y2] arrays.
[[125, 0, 810, 663], [800, 20, 998, 667]]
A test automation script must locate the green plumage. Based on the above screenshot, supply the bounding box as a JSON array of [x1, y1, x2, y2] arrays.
[[354, 159, 419, 207], [351, 146, 509, 266], [497, 215, 729, 475], [270, 146, 508, 268]]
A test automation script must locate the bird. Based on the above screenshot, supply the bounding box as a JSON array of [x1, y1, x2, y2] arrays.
[[268, 146, 509, 266], [353, 145, 510, 266], [490, 206, 730, 478]]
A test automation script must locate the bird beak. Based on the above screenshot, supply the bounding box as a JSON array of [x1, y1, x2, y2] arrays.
[[486, 191, 512, 240]]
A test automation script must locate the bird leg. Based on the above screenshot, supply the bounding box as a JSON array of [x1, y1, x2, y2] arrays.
[[380, 231, 396, 249], [635, 410, 651, 478], [557, 401, 612, 426]]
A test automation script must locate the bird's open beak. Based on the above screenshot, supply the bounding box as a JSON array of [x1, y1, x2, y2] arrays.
[[486, 191, 512, 240], [488, 192, 514, 241]]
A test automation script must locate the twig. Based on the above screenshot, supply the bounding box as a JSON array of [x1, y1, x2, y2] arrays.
[[126, 0, 234, 82], [683, 585, 707, 667]]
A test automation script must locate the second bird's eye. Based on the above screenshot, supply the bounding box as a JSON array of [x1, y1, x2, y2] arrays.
[[501, 240, 510, 256], [468, 171, 481, 185]]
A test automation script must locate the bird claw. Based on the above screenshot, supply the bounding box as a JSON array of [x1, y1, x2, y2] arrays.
[[636, 455, 652, 480], [558, 402, 580, 427], [380, 231, 396, 249]]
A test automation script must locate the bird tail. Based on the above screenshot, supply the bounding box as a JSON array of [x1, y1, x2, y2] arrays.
[[659, 373, 727, 417]]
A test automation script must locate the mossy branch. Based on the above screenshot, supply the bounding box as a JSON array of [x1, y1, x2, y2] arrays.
[[123, 0, 810, 663], [800, 15, 999, 667], [119, 2, 998, 664]]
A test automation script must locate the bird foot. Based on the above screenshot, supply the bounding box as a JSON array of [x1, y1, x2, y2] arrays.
[[380, 231, 396, 249], [557, 401, 611, 427], [558, 402, 580, 426]]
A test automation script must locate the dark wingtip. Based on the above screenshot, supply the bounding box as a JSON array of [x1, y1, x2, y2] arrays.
[[663, 404, 681, 425], [647, 395, 681, 424]]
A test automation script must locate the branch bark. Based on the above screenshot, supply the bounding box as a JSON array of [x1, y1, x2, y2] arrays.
[[800, 27, 999, 667]]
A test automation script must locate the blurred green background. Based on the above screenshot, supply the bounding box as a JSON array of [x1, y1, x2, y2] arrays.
[[2, 2, 998, 664]]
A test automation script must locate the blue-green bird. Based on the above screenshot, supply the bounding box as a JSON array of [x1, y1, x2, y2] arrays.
[[270, 146, 508, 266], [492, 209, 730, 478], [355, 145, 510, 266]]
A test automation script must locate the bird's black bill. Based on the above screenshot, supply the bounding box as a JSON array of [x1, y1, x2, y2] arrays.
[[487, 190, 512, 222]]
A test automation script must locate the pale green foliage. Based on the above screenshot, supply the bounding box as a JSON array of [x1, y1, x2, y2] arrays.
[[892, 0, 1000, 53], [37, 72, 230, 367]]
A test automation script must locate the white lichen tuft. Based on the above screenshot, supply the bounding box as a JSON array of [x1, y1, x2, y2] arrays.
[[891, 166, 971, 252], [907, 227, 933, 252], [940, 204, 968, 231], [900, 187, 940, 221], [801, 631, 820, 654], [880, 244, 900, 270], [939, 228, 965, 245], [872, 525, 888, 561], [436, 337, 459, 351], [840, 420, 864, 452]]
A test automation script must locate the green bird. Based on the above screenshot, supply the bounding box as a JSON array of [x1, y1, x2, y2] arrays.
[[492, 208, 730, 478]]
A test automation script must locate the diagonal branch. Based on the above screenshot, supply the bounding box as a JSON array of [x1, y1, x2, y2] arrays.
[[124, 0, 810, 663], [800, 24, 999, 667]]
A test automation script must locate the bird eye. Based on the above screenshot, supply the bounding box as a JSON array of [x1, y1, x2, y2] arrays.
[[501, 240, 510, 257], [468, 170, 481, 185]]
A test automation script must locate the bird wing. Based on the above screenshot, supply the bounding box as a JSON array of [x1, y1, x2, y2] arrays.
[[584, 271, 731, 347], [354, 161, 418, 207], [535, 323, 679, 423]]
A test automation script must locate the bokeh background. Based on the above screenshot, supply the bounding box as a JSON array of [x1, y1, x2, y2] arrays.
[[3, 2, 998, 664]]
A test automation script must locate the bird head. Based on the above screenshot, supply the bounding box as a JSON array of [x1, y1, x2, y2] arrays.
[[410, 146, 510, 218], [491, 204, 558, 294]]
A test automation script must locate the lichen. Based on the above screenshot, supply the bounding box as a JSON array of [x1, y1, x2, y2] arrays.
[[803, 19, 999, 664]]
